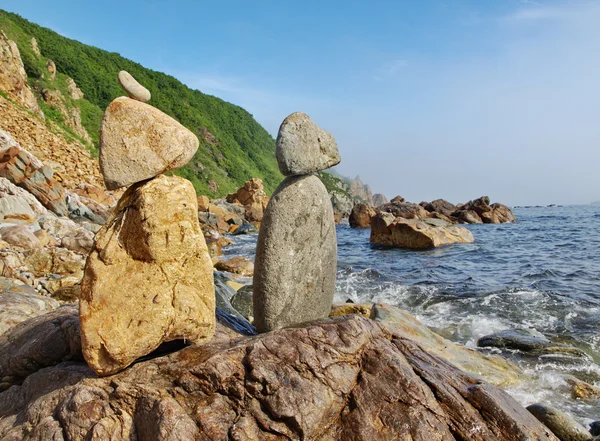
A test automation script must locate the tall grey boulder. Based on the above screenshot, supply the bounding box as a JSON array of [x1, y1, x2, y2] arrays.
[[253, 113, 339, 332]]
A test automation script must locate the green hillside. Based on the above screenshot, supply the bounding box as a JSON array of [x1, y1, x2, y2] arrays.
[[0, 10, 283, 197]]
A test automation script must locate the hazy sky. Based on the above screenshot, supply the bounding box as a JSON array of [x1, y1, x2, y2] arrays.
[[3, 0, 599, 205]]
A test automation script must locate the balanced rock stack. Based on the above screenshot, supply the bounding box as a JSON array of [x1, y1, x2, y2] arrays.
[[80, 72, 215, 376], [253, 112, 340, 332]]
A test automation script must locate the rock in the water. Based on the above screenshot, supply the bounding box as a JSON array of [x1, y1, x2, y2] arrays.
[[80, 175, 215, 376], [564, 376, 600, 401], [590, 421, 600, 437], [453, 209, 483, 224], [527, 403, 593, 441], [424, 198, 457, 217], [254, 174, 337, 332], [231, 223, 257, 235], [371, 303, 522, 387], [0, 313, 559, 441], [349, 202, 376, 228], [371, 212, 474, 249], [478, 329, 551, 352], [459, 196, 516, 224], [117, 70, 151, 102], [99, 97, 199, 190], [214, 256, 254, 276], [276, 112, 340, 176]]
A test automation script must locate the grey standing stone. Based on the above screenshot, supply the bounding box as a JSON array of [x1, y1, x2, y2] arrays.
[[253, 174, 337, 332], [118, 70, 151, 102], [276, 112, 340, 176]]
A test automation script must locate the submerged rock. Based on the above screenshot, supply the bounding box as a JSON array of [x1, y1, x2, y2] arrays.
[[0, 311, 558, 440], [253, 174, 337, 332], [478, 329, 552, 352], [371, 212, 474, 249], [80, 175, 215, 376], [276, 112, 340, 176], [527, 403, 592, 441], [349, 202, 376, 228], [99, 97, 199, 190]]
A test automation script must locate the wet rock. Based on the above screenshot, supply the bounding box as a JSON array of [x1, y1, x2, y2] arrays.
[[254, 174, 337, 332], [117, 70, 151, 102], [0, 314, 558, 440], [590, 421, 600, 437], [564, 376, 600, 401], [0, 282, 59, 335], [276, 112, 340, 175], [215, 306, 257, 336], [231, 223, 257, 235], [527, 403, 592, 441], [230, 284, 253, 320], [330, 302, 373, 318], [371, 213, 474, 249], [80, 175, 215, 376], [99, 97, 199, 190], [478, 329, 552, 352], [0, 225, 41, 249], [214, 256, 254, 276], [349, 202, 376, 228], [371, 303, 522, 387]]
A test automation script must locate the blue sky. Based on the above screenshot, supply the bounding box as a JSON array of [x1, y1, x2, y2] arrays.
[[3, 0, 600, 205]]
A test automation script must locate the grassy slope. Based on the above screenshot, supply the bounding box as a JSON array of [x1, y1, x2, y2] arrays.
[[0, 10, 283, 197]]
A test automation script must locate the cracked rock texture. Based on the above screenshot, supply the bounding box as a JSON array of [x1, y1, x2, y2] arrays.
[[80, 175, 215, 376], [253, 174, 337, 332], [0, 310, 558, 441], [99, 97, 199, 190]]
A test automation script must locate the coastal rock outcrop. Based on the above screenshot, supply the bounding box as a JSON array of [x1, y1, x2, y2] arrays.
[[349, 202, 376, 228], [254, 112, 338, 332], [275, 112, 340, 175], [454, 196, 516, 224], [0, 311, 560, 441], [526, 404, 592, 441], [80, 175, 215, 376], [371, 212, 474, 249], [99, 96, 199, 190]]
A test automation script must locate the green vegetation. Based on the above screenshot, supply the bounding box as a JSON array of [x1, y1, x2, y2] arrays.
[[0, 9, 283, 196], [317, 171, 352, 200]]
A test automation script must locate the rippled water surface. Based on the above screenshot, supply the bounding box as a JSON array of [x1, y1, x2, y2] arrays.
[[225, 205, 600, 422]]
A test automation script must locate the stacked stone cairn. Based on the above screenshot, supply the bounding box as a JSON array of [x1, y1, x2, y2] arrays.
[[253, 112, 340, 332], [79, 71, 215, 376]]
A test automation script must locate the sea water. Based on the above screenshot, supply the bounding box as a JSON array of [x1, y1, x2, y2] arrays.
[[224, 205, 600, 423]]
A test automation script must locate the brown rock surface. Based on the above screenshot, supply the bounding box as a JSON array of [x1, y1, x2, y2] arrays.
[[0, 141, 67, 215], [0, 95, 103, 190], [424, 198, 458, 217], [0, 282, 60, 336], [378, 199, 430, 220], [0, 32, 41, 115], [459, 196, 516, 224], [226, 177, 270, 223], [371, 212, 474, 249], [214, 256, 254, 276], [80, 175, 215, 376], [99, 97, 199, 190], [348, 202, 376, 228], [0, 311, 559, 440]]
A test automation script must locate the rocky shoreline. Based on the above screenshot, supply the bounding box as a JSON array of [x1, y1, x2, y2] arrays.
[[0, 35, 597, 440]]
